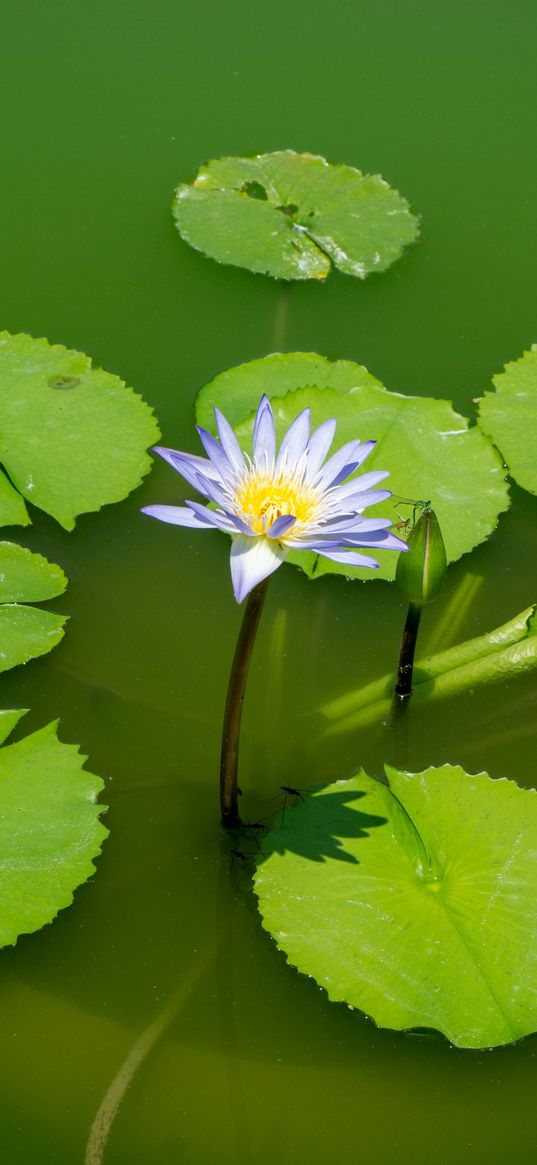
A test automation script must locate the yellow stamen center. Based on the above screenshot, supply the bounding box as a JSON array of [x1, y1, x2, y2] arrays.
[[235, 470, 320, 535]]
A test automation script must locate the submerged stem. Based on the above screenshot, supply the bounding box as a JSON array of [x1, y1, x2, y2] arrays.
[[395, 601, 422, 700], [220, 579, 269, 828]]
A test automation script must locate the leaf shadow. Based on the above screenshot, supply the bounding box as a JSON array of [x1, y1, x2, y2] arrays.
[[259, 785, 387, 866]]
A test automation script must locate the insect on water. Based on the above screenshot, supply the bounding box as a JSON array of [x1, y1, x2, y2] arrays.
[[259, 785, 306, 826]]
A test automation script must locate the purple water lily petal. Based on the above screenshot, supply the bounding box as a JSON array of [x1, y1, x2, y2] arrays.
[[331, 470, 390, 501], [144, 394, 406, 602], [275, 408, 311, 473], [214, 408, 246, 472], [193, 470, 234, 510], [312, 513, 393, 535], [185, 500, 252, 535], [141, 504, 216, 529], [344, 530, 408, 552], [253, 395, 277, 467], [196, 425, 236, 481], [153, 447, 220, 495], [315, 439, 362, 489], [267, 514, 297, 538], [305, 418, 337, 479], [316, 548, 381, 569]]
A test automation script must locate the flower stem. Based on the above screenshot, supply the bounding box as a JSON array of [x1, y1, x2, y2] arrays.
[[395, 601, 422, 700], [220, 579, 269, 829]]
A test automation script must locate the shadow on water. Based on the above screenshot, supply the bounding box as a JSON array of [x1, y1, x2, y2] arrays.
[[255, 785, 387, 866]]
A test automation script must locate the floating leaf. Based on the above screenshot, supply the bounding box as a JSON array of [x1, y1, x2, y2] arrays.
[[0, 709, 28, 746], [321, 603, 537, 734], [173, 151, 419, 281], [0, 473, 30, 529], [255, 765, 537, 1048], [197, 353, 509, 582], [477, 345, 537, 495], [0, 541, 67, 673], [0, 332, 160, 530], [0, 718, 108, 947], [196, 351, 381, 431]]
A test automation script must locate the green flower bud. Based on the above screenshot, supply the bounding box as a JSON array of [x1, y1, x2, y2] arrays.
[[395, 508, 447, 605]]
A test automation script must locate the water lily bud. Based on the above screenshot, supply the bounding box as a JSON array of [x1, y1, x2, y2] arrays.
[[395, 508, 447, 605]]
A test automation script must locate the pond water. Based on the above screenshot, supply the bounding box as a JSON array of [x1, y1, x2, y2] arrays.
[[2, 1, 537, 1161]]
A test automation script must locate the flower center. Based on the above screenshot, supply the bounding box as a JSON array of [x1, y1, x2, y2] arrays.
[[235, 470, 320, 535]]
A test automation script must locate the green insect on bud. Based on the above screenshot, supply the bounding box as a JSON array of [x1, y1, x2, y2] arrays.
[[395, 508, 447, 605]]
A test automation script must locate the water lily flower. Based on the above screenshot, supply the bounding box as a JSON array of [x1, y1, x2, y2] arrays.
[[142, 395, 407, 602]]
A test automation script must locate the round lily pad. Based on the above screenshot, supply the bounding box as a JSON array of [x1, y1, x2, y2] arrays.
[[196, 353, 509, 582], [0, 332, 160, 530], [477, 344, 537, 495], [173, 151, 419, 281], [0, 719, 108, 948], [254, 765, 537, 1048]]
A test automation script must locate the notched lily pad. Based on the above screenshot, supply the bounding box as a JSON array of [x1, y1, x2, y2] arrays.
[[0, 332, 160, 530], [0, 541, 67, 673], [197, 352, 509, 582], [173, 151, 419, 281], [255, 765, 537, 1048], [477, 345, 537, 495], [0, 718, 108, 948]]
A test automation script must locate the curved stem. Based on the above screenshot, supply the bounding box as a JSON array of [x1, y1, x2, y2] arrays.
[[395, 601, 422, 700], [220, 579, 269, 828]]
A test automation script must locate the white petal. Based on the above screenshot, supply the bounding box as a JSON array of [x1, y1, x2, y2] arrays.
[[230, 535, 287, 603]]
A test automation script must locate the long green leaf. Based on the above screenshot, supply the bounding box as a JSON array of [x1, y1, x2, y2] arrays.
[[321, 604, 537, 734]]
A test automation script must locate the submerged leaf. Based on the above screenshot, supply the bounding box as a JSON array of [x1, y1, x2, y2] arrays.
[[0, 332, 160, 530], [173, 151, 419, 281], [0, 542, 67, 673], [197, 353, 509, 582], [0, 719, 108, 948], [255, 765, 537, 1048], [321, 602, 537, 733], [477, 345, 537, 495]]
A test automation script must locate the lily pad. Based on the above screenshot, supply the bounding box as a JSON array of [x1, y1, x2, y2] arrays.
[[196, 351, 382, 431], [196, 353, 509, 582], [477, 345, 537, 495], [254, 765, 537, 1048], [0, 541, 67, 672], [0, 332, 160, 530], [173, 151, 419, 281], [0, 718, 108, 947], [0, 709, 28, 746]]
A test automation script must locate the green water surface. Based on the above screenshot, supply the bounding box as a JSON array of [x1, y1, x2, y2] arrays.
[[1, 1, 537, 1162]]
